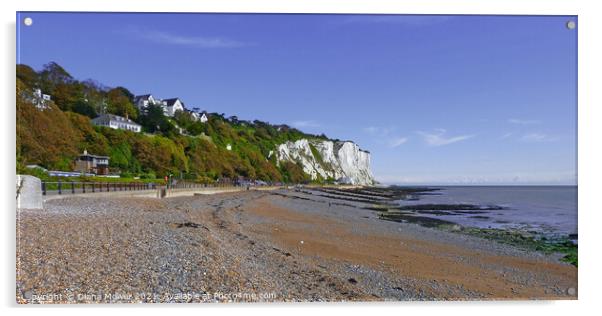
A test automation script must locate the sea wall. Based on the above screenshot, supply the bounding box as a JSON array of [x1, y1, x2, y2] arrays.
[[16, 175, 43, 209]]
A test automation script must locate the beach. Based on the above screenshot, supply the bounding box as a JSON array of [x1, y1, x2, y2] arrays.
[[16, 187, 577, 303]]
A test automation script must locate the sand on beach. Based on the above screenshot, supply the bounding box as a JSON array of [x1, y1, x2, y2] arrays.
[[16, 188, 577, 303]]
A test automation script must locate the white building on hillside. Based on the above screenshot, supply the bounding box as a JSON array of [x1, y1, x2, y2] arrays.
[[163, 98, 185, 117], [191, 107, 209, 123], [200, 112, 208, 123], [91, 114, 142, 132], [28, 88, 52, 109], [188, 110, 200, 121], [134, 94, 187, 118], [133, 94, 158, 110]]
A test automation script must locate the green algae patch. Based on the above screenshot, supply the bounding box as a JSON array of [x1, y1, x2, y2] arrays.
[[452, 227, 578, 267]]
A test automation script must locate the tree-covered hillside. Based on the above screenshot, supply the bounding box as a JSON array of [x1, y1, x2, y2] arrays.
[[16, 62, 330, 183]]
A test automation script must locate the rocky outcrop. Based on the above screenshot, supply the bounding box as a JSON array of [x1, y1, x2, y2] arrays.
[[275, 139, 374, 185]]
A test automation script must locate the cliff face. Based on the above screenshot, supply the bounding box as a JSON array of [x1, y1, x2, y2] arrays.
[[275, 139, 374, 185]]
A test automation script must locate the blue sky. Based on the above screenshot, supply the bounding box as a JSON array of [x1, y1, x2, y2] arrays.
[[16, 13, 577, 185]]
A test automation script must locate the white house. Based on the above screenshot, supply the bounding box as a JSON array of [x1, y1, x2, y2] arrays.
[[28, 88, 51, 109], [133, 94, 157, 110], [135, 94, 186, 117], [91, 114, 142, 132], [134, 94, 172, 115], [187, 110, 200, 121], [191, 107, 209, 123], [134, 94, 206, 120], [200, 112, 209, 123], [163, 98, 185, 117]]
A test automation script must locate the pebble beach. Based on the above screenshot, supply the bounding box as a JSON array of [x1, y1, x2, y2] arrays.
[[16, 188, 578, 303]]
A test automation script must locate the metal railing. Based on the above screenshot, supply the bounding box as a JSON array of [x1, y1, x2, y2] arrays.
[[167, 181, 239, 190], [41, 181, 157, 196], [41, 179, 277, 196]]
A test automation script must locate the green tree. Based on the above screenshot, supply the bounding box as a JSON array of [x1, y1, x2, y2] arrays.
[[112, 86, 135, 103], [280, 161, 310, 184], [51, 82, 84, 112], [81, 79, 108, 115], [17, 78, 81, 170], [65, 112, 109, 155], [16, 64, 39, 88], [106, 87, 138, 119], [139, 103, 177, 136], [17, 61, 341, 183], [72, 100, 98, 119], [39, 61, 73, 95]]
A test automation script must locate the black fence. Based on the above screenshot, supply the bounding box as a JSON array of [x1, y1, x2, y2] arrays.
[[168, 181, 237, 190], [40, 180, 257, 196], [41, 181, 157, 196]]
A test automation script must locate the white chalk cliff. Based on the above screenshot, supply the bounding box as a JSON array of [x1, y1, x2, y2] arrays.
[[275, 139, 375, 185]]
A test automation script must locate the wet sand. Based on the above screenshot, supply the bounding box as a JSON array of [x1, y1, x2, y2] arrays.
[[16, 188, 577, 303]]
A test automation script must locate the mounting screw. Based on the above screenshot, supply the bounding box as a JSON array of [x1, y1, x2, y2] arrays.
[[567, 287, 576, 295], [566, 21, 576, 30]]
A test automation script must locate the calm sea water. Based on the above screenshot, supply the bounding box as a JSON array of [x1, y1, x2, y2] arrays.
[[398, 186, 577, 237]]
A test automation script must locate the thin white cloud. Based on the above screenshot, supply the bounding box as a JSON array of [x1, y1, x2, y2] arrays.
[[291, 120, 320, 128], [363, 126, 408, 148], [363, 126, 395, 136], [417, 129, 475, 147], [388, 137, 408, 148], [520, 133, 558, 142], [130, 29, 250, 48], [508, 118, 541, 125], [363, 126, 378, 134]]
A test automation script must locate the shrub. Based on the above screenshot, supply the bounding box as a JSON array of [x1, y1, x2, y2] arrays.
[[139, 171, 156, 180]]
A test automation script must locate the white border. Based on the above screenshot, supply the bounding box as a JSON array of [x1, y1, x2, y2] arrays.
[[2, 1, 600, 315]]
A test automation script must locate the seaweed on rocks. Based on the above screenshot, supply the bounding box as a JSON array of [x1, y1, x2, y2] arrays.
[[311, 188, 391, 201], [396, 204, 505, 211], [170, 222, 209, 230], [414, 210, 457, 216], [301, 190, 389, 204], [469, 216, 490, 220], [270, 191, 313, 201], [366, 199, 577, 267], [445, 227, 578, 267], [364, 203, 504, 215], [298, 186, 442, 206], [315, 186, 439, 202], [378, 212, 457, 228]]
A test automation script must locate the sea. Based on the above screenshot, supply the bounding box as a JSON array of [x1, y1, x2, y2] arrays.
[[398, 186, 577, 238]]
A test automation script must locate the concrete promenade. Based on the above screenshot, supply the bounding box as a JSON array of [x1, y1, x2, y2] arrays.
[[42, 185, 283, 202]]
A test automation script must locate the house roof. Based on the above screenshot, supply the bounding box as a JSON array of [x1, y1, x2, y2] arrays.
[[134, 94, 152, 102], [92, 114, 141, 126], [163, 98, 183, 107], [78, 153, 109, 159]]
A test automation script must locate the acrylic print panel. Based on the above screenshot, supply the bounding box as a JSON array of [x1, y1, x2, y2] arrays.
[[15, 12, 577, 303]]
